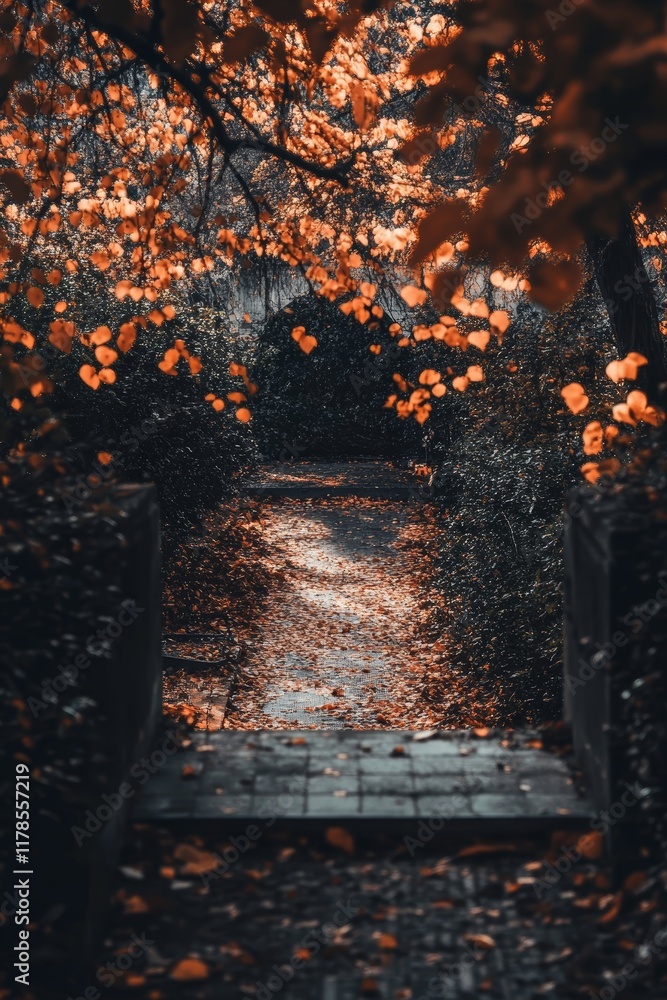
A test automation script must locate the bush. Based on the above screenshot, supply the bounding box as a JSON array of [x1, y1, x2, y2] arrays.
[[50, 306, 256, 537], [252, 294, 421, 459], [425, 285, 614, 724]]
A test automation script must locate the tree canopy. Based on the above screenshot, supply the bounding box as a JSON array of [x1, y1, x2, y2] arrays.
[[1, 0, 667, 486]]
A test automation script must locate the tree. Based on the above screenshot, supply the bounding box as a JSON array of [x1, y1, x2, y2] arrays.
[[408, 0, 667, 398]]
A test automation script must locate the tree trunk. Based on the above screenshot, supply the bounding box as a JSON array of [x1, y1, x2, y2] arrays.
[[587, 206, 667, 398]]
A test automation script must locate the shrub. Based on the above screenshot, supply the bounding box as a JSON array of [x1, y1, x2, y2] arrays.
[[425, 285, 614, 724], [252, 294, 421, 459], [51, 306, 256, 537]]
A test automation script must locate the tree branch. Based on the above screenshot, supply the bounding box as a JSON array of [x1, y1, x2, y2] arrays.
[[54, 0, 354, 185]]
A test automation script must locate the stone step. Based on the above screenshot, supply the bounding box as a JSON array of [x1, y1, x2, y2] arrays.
[[245, 460, 429, 500], [132, 730, 596, 837]]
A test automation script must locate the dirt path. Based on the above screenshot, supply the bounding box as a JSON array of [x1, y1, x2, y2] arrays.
[[225, 496, 446, 730]]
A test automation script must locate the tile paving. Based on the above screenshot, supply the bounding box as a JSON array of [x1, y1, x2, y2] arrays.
[[133, 730, 594, 833]]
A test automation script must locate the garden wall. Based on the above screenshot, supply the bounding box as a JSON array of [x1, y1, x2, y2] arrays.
[[564, 482, 667, 856]]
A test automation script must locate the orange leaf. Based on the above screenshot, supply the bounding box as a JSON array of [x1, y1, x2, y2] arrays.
[[95, 346, 118, 366], [48, 320, 75, 353], [79, 364, 100, 390], [400, 285, 427, 308], [90, 251, 111, 271], [117, 322, 137, 352], [623, 871, 648, 893], [627, 389, 648, 421], [90, 326, 112, 346], [606, 352, 648, 383], [325, 826, 355, 855], [123, 895, 149, 914], [26, 287, 44, 308], [582, 421, 604, 456], [298, 334, 318, 355], [598, 893, 623, 925], [489, 310, 510, 334], [561, 382, 589, 415], [378, 933, 398, 951], [577, 831, 604, 860], [463, 933, 496, 950], [147, 309, 165, 326], [170, 958, 210, 982], [467, 330, 490, 351], [599, 458, 620, 479]]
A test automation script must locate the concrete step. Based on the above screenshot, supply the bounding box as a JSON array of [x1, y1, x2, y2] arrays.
[[132, 730, 595, 838], [245, 460, 429, 500]]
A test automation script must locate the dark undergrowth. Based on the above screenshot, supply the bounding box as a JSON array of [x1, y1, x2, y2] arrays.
[[252, 294, 421, 460], [424, 286, 614, 725]]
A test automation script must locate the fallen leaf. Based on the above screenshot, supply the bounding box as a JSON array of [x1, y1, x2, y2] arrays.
[[170, 958, 210, 982], [325, 826, 356, 854]]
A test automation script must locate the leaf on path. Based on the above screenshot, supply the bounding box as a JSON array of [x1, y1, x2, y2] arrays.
[[325, 826, 356, 854], [378, 932, 398, 950], [463, 933, 496, 950], [170, 958, 210, 981], [458, 842, 521, 858]]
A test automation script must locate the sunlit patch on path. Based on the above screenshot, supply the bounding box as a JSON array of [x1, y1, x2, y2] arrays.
[[226, 490, 443, 730]]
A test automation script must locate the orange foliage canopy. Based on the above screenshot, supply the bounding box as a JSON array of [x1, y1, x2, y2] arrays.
[[0, 0, 665, 470]]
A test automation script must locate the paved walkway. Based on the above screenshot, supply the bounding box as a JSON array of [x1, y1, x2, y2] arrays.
[[93, 462, 613, 1000], [227, 492, 442, 730]]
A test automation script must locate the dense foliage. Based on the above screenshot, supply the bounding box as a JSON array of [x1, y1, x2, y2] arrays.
[[427, 284, 614, 722], [253, 294, 420, 459], [52, 305, 256, 537], [0, 437, 125, 975]]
